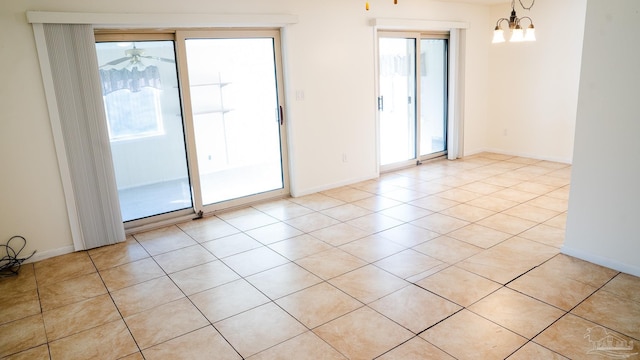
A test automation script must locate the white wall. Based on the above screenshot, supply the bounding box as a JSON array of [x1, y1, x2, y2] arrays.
[[0, 0, 491, 258], [0, 1, 76, 259], [563, 0, 640, 277], [486, 0, 587, 163]]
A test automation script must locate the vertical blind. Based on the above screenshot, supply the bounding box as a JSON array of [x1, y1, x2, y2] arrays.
[[447, 28, 464, 160], [41, 24, 125, 250]]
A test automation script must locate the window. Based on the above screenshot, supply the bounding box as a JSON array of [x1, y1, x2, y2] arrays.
[[96, 43, 169, 141], [103, 87, 164, 141]]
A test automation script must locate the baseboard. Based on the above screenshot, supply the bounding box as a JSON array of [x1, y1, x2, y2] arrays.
[[291, 172, 378, 198], [561, 245, 640, 277], [462, 148, 489, 157], [474, 147, 573, 165], [290, 148, 572, 197], [24, 245, 75, 264]]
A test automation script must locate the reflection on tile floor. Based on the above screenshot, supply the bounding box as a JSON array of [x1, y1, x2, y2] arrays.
[[2, 153, 640, 359]]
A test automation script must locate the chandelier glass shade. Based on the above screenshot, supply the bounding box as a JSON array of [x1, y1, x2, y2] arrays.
[[493, 0, 536, 43]]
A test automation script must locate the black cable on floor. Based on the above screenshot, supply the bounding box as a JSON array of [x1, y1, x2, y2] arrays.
[[0, 236, 36, 278]]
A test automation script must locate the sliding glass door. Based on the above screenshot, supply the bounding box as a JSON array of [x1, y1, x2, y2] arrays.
[[379, 37, 416, 166], [419, 39, 448, 156], [378, 32, 448, 170], [180, 36, 285, 208], [95, 30, 288, 226], [96, 40, 192, 222]]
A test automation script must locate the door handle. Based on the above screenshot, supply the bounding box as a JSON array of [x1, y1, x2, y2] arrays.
[[377, 96, 384, 111], [279, 105, 284, 125]]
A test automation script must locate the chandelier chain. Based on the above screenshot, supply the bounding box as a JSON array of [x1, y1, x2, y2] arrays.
[[519, 0, 535, 10]]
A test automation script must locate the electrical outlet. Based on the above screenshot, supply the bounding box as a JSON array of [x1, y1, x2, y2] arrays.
[[503, 128, 508, 136], [342, 153, 348, 163]]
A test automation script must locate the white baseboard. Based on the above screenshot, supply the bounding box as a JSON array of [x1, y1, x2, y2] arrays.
[[472, 147, 573, 164], [462, 148, 489, 157], [291, 172, 378, 198], [24, 245, 75, 264], [561, 245, 640, 277]]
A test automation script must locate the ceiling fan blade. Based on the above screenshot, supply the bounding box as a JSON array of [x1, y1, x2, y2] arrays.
[[141, 55, 176, 64], [100, 57, 130, 67]]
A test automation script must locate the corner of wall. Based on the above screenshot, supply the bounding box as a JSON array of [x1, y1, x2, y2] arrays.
[[25, 245, 75, 264], [290, 172, 378, 198], [562, 245, 639, 277]]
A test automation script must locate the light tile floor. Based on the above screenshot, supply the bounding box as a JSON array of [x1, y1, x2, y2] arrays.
[[2, 153, 640, 359]]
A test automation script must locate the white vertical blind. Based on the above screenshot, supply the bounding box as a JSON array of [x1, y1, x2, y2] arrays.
[[40, 24, 124, 250], [447, 28, 465, 160]]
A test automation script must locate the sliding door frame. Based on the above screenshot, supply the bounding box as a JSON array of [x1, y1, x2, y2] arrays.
[[417, 33, 449, 162], [95, 29, 291, 231], [94, 32, 196, 231], [175, 29, 290, 216], [372, 19, 467, 175], [377, 30, 449, 173]]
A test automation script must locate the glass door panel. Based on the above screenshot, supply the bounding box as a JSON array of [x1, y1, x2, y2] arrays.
[[184, 38, 284, 205], [96, 41, 192, 222], [379, 37, 417, 166], [419, 39, 448, 156]]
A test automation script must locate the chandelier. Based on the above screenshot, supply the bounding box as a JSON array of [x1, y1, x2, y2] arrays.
[[492, 0, 536, 43], [365, 0, 398, 11]]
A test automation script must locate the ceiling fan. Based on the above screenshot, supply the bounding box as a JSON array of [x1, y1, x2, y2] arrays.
[[99, 43, 175, 68]]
